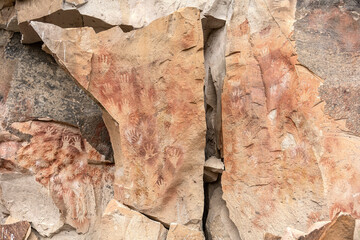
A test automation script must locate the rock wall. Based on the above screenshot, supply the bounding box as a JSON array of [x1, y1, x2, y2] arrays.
[[0, 0, 359, 239]]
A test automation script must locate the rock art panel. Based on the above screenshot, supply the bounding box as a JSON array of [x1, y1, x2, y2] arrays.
[[0, 31, 112, 159], [1, 121, 114, 235], [222, 0, 360, 239], [31, 7, 206, 226]]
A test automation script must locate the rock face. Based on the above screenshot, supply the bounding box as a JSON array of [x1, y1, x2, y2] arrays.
[[0, 30, 112, 160], [222, 0, 360, 239], [96, 199, 167, 240], [166, 223, 205, 240], [205, 182, 240, 240], [1, 0, 360, 239], [1, 121, 114, 235], [31, 7, 206, 227], [0, 220, 31, 240], [0, 26, 114, 238]]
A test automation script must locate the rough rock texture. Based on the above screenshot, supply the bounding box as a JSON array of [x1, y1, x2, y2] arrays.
[[0, 173, 64, 236], [15, 0, 233, 43], [31, 7, 206, 227], [0, 0, 18, 32], [0, 30, 112, 160], [205, 182, 240, 240], [1, 0, 360, 239], [222, 0, 360, 239], [166, 223, 205, 240], [299, 213, 355, 240], [0, 220, 30, 240], [96, 199, 167, 240], [3, 121, 114, 234]]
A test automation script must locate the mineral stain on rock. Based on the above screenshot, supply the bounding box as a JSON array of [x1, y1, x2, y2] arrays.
[[1, 0, 360, 239]]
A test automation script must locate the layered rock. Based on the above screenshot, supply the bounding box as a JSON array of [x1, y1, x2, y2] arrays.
[[1, 121, 114, 236], [15, 0, 233, 44], [0, 30, 112, 160], [0, 220, 31, 240], [205, 182, 240, 240], [222, 0, 360, 239], [96, 199, 167, 240], [0, 28, 114, 238], [31, 7, 206, 227], [0, 0, 18, 32], [166, 223, 205, 240]]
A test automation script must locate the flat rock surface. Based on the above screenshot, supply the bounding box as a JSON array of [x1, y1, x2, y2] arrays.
[[31, 7, 206, 226]]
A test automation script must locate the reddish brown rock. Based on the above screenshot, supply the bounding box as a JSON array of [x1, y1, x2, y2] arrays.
[[0, 221, 30, 240], [222, 1, 327, 238], [1, 121, 114, 235], [31, 7, 206, 226], [298, 213, 355, 240], [222, 0, 360, 239], [264, 233, 281, 240]]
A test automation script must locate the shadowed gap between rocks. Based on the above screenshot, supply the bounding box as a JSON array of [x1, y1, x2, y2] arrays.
[[201, 8, 242, 239]]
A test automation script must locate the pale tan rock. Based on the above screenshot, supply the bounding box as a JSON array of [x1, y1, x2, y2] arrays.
[[166, 223, 205, 240], [354, 219, 360, 240], [31, 7, 205, 227], [96, 199, 167, 240], [206, 182, 240, 240], [5, 215, 19, 224], [204, 156, 224, 173], [0, 173, 64, 236], [281, 228, 305, 240], [15, 0, 233, 43]]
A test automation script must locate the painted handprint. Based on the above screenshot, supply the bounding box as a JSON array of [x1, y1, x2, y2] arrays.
[[143, 143, 157, 160], [125, 128, 142, 145], [97, 54, 111, 75], [165, 146, 182, 167]]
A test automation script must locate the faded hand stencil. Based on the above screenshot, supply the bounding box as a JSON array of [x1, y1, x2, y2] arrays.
[[9, 121, 114, 233]]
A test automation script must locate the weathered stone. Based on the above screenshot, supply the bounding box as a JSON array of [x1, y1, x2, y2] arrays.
[[95, 199, 167, 240], [281, 228, 306, 240], [204, 156, 224, 173], [31, 7, 205, 226], [299, 213, 355, 240], [0, 5, 18, 32], [203, 24, 227, 159], [203, 169, 218, 183], [166, 223, 205, 240], [0, 220, 31, 240], [15, 0, 234, 43], [4, 121, 115, 234], [0, 173, 64, 236], [222, 0, 360, 238], [354, 219, 360, 240], [264, 233, 281, 240], [0, 31, 112, 159], [205, 182, 240, 240], [295, 0, 360, 137], [222, 1, 327, 238]]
